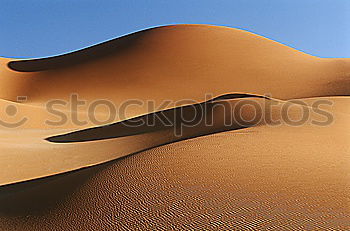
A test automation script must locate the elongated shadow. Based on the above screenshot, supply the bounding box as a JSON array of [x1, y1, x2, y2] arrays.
[[7, 28, 151, 72], [46, 93, 267, 143]]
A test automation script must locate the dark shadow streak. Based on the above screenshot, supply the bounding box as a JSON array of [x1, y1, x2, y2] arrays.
[[46, 93, 267, 143], [7, 28, 152, 72], [0, 163, 107, 216]]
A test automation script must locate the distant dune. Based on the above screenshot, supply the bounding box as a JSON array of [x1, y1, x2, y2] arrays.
[[0, 25, 349, 230]]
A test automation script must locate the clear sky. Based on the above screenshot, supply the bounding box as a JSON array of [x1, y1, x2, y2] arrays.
[[1, 0, 349, 58]]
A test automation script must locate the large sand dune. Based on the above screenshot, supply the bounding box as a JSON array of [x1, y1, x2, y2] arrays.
[[0, 24, 349, 230]]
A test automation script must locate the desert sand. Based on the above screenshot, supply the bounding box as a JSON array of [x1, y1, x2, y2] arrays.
[[0, 24, 349, 230]]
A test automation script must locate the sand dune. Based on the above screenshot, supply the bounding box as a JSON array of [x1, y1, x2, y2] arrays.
[[1, 25, 350, 106], [0, 96, 349, 230], [0, 24, 349, 229]]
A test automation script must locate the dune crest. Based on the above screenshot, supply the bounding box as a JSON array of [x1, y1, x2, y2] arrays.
[[0, 25, 349, 105]]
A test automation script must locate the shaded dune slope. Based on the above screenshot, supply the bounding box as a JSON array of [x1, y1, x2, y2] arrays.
[[46, 93, 268, 143]]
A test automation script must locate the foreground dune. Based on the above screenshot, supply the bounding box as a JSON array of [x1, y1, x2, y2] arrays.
[[0, 97, 349, 229], [0, 24, 349, 229]]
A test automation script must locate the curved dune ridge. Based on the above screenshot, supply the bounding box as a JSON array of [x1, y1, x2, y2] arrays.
[[0, 24, 350, 230]]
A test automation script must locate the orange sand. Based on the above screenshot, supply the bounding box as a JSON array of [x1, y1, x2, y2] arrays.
[[0, 25, 349, 230]]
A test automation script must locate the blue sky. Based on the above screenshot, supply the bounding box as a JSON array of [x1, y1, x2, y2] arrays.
[[0, 0, 349, 58]]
